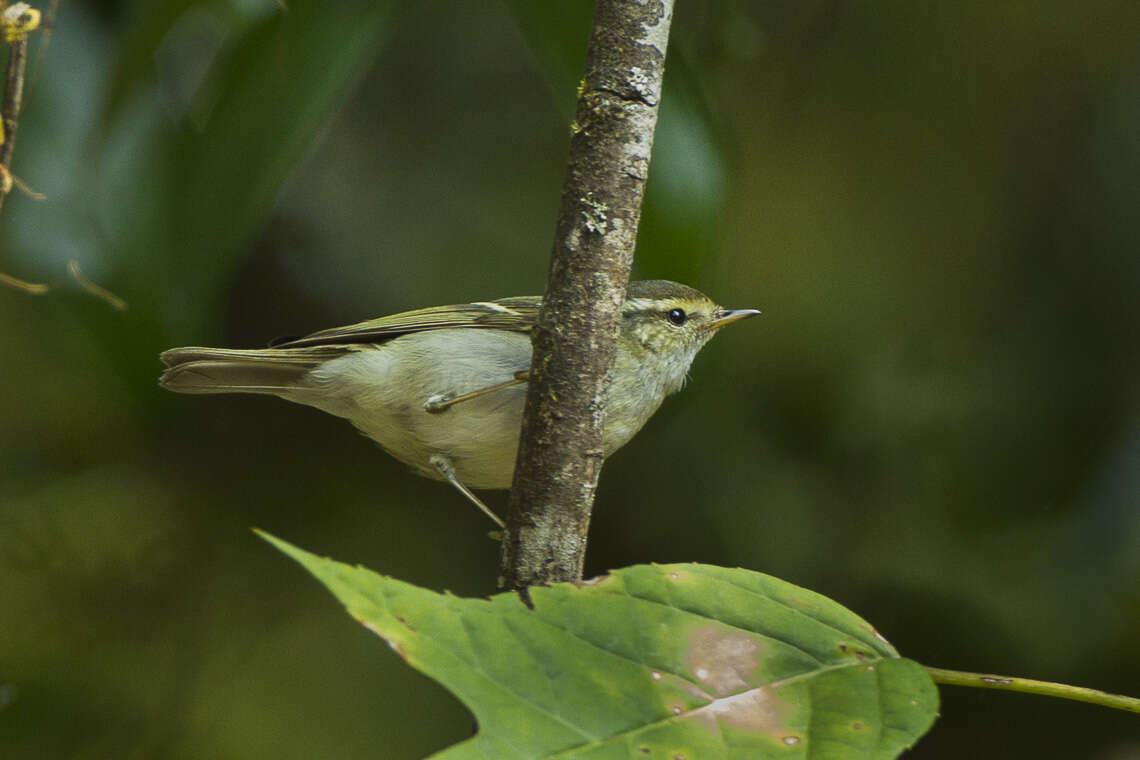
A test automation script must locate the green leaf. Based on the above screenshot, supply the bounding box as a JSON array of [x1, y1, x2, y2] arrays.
[[262, 534, 938, 759]]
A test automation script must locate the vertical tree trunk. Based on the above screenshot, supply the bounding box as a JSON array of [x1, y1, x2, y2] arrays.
[[500, 0, 676, 590]]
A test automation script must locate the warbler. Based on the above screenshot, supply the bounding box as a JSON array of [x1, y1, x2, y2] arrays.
[[159, 280, 759, 525]]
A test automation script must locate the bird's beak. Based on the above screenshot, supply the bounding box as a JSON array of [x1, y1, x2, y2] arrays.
[[710, 308, 761, 329]]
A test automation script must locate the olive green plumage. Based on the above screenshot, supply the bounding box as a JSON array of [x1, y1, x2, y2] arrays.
[[160, 280, 759, 495]]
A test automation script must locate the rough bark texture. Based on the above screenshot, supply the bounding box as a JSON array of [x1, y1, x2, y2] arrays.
[[500, 0, 675, 590]]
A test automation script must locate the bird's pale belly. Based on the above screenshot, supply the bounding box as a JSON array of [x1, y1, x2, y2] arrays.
[[363, 381, 529, 489], [299, 329, 667, 490]]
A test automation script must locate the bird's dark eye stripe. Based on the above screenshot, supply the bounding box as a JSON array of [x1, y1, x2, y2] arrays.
[[666, 308, 687, 326]]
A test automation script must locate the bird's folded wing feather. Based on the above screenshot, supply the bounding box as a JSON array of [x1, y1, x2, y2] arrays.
[[276, 296, 542, 348]]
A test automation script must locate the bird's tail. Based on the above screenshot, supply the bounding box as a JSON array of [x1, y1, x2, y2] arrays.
[[159, 346, 348, 395]]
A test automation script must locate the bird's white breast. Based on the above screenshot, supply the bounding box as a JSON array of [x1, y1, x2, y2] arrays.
[[291, 328, 688, 490]]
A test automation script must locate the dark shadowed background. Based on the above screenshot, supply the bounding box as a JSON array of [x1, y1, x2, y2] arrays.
[[2, 1, 1138, 758]]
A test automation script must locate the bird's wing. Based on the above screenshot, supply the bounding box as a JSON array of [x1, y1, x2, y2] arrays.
[[275, 296, 542, 348]]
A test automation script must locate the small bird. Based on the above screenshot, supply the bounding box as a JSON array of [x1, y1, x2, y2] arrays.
[[160, 280, 759, 525]]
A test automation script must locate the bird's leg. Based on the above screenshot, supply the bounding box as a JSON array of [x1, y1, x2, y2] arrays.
[[423, 371, 529, 414], [429, 454, 505, 528]]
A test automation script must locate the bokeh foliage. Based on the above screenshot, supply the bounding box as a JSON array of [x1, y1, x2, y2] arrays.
[[1, 1, 1138, 758]]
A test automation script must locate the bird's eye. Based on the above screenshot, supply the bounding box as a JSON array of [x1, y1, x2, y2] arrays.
[[666, 308, 687, 326]]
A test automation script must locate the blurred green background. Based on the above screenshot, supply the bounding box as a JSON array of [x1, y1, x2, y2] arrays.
[[2, 1, 1138, 757]]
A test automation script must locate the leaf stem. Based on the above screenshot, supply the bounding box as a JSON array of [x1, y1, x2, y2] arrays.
[[925, 666, 1140, 714]]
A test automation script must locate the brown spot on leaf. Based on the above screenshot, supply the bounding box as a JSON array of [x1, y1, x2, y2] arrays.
[[686, 626, 765, 696], [391, 615, 416, 632], [692, 686, 793, 737], [679, 627, 798, 739]]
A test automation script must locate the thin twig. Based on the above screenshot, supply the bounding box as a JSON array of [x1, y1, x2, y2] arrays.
[[0, 39, 28, 187], [0, 268, 47, 293], [926, 666, 1140, 714], [67, 259, 128, 311], [0, 5, 46, 291], [0, 1, 40, 214], [9, 169, 41, 198]]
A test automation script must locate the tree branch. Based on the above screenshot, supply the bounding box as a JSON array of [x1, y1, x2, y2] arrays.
[[0, 2, 41, 213], [500, 0, 675, 590]]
